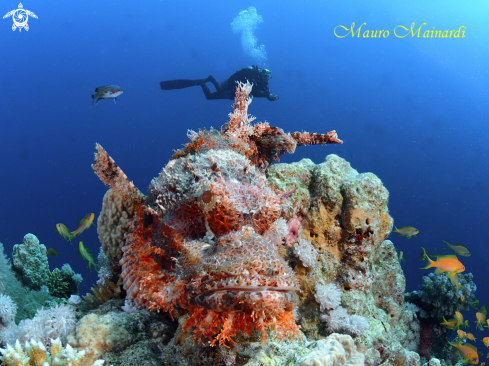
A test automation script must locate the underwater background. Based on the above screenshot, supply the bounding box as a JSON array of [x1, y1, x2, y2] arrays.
[[1, 0, 488, 353]]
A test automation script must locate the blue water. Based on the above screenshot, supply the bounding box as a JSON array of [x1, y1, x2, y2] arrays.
[[1, 0, 488, 343]]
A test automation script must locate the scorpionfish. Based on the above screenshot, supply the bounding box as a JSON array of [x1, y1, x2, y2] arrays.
[[92, 82, 342, 346]]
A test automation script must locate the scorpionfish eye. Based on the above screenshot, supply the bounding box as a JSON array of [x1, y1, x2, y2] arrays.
[[201, 190, 213, 204]]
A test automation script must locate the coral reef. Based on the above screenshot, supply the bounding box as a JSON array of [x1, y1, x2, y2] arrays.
[[67, 312, 132, 366], [97, 189, 136, 261], [295, 333, 365, 366], [40, 81, 436, 365], [1, 303, 76, 347], [60, 263, 83, 296], [267, 155, 414, 363], [47, 268, 70, 298], [0, 295, 17, 327], [0, 242, 51, 323], [0, 338, 104, 366], [91, 81, 342, 347], [81, 277, 123, 310], [405, 272, 477, 360], [11, 234, 50, 291]]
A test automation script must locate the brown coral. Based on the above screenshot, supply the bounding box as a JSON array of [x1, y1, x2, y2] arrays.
[[97, 189, 135, 261]]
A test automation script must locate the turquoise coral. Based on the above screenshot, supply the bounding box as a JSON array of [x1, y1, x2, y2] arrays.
[[11, 234, 50, 291]]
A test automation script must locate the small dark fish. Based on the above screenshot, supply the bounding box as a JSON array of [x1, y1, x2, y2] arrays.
[[471, 298, 480, 310], [47, 248, 61, 256], [442, 240, 471, 257], [91, 85, 123, 106], [420, 247, 428, 260]]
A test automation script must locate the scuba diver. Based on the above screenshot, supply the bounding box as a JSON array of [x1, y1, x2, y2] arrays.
[[159, 65, 279, 101]]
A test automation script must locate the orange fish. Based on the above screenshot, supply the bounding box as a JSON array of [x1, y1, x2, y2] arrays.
[[467, 333, 476, 341], [441, 316, 459, 330], [476, 312, 486, 331], [458, 330, 466, 339], [455, 311, 469, 329], [448, 340, 479, 364], [483, 337, 489, 348], [420, 248, 465, 277], [71, 213, 95, 237]]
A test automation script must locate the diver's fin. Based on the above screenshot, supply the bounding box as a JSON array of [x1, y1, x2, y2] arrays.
[[159, 79, 203, 90], [114, 98, 117, 104]]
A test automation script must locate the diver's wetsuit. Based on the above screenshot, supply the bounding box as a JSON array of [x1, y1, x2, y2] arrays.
[[200, 66, 277, 101], [159, 66, 278, 101]]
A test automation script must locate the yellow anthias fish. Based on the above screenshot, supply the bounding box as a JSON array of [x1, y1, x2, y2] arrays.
[[483, 337, 489, 348], [441, 316, 459, 330], [420, 248, 465, 277], [78, 241, 98, 273], [455, 312, 469, 329], [56, 223, 73, 244], [484, 320, 489, 329], [466, 333, 476, 342], [91, 85, 123, 106], [393, 226, 419, 239], [450, 273, 465, 293], [71, 213, 95, 237], [398, 251, 406, 263], [475, 312, 486, 331], [458, 330, 466, 339], [448, 340, 479, 365]]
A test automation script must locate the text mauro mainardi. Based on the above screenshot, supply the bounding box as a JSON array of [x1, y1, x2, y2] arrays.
[[335, 22, 466, 38]]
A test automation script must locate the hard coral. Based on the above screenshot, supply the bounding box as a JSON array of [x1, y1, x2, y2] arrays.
[[92, 82, 341, 346], [0, 338, 104, 366]]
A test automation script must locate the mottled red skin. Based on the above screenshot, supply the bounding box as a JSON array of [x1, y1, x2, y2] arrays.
[[94, 82, 341, 347]]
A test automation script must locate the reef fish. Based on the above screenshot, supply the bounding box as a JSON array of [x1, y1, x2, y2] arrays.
[[458, 330, 466, 339], [398, 251, 406, 263], [393, 226, 419, 239], [448, 340, 479, 365], [441, 316, 459, 330], [449, 273, 464, 293], [466, 333, 476, 341], [77, 241, 97, 273], [476, 312, 486, 331], [56, 223, 73, 244], [420, 248, 465, 277], [455, 311, 469, 329], [483, 337, 489, 348], [47, 248, 61, 256], [71, 213, 95, 237], [91, 85, 123, 106], [443, 240, 471, 257]]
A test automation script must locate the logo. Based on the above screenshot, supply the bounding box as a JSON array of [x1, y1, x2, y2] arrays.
[[3, 3, 37, 32]]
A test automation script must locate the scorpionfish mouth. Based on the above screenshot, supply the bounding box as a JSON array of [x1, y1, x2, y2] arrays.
[[185, 228, 299, 313]]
